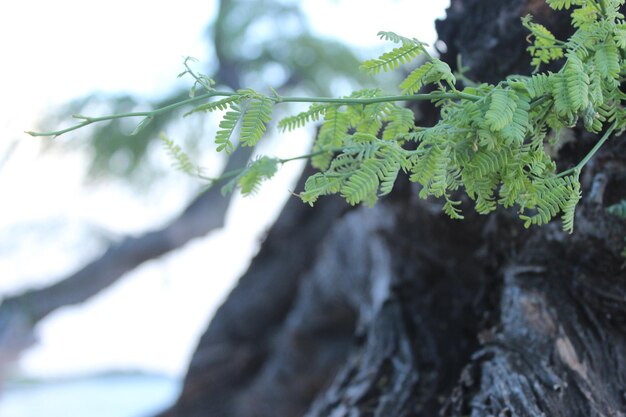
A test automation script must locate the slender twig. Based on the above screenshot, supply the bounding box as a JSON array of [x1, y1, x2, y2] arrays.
[[27, 91, 480, 138], [274, 91, 480, 105], [278, 150, 329, 164], [199, 149, 335, 185], [26, 92, 223, 137], [182, 57, 215, 92], [556, 121, 617, 178]]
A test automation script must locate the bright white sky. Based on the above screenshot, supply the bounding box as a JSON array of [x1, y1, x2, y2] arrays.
[[0, 0, 449, 379]]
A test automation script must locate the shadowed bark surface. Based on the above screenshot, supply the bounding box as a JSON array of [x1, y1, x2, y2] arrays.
[[158, 1, 626, 416]]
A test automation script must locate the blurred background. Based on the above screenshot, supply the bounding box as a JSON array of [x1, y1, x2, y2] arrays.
[[0, 0, 448, 415]]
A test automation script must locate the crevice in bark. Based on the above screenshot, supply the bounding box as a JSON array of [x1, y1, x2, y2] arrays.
[[157, 168, 350, 417]]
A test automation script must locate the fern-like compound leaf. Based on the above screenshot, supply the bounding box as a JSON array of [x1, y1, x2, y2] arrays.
[[341, 158, 382, 205], [561, 176, 581, 233], [377, 31, 423, 45], [410, 144, 451, 198], [382, 107, 415, 141], [223, 156, 279, 196], [443, 196, 464, 220], [215, 104, 241, 154], [300, 173, 345, 206], [240, 97, 273, 147], [564, 53, 589, 112], [319, 107, 350, 146], [400, 62, 434, 95], [378, 157, 402, 196], [159, 133, 200, 176], [546, 0, 584, 10], [356, 102, 395, 136], [469, 176, 499, 214], [485, 88, 517, 132], [594, 42, 621, 85], [469, 148, 510, 178], [614, 25, 626, 48], [186, 96, 241, 116], [277, 103, 329, 132], [519, 73, 552, 98], [427, 59, 456, 87], [360, 43, 425, 75], [239, 156, 279, 195], [400, 59, 456, 94], [587, 62, 605, 106], [520, 175, 581, 232], [377, 145, 407, 195], [572, 4, 599, 28], [312, 107, 351, 169], [501, 93, 530, 145], [522, 16, 566, 68], [551, 74, 575, 118]]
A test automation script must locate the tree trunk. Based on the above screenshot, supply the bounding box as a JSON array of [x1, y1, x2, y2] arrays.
[[159, 1, 626, 416]]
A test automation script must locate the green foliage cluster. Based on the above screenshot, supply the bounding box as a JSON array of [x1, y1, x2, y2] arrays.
[[31, 0, 626, 233], [287, 0, 625, 233], [607, 199, 626, 255]]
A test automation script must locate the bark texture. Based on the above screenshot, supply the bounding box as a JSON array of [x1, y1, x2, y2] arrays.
[[160, 1, 626, 416]]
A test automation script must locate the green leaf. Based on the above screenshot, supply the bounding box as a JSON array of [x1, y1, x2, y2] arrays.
[[312, 107, 350, 169], [360, 43, 425, 75], [400, 59, 456, 94], [382, 107, 415, 141], [240, 97, 273, 147], [341, 158, 382, 205], [278, 103, 329, 132], [522, 15, 565, 67], [215, 104, 241, 154], [223, 156, 280, 196], [564, 53, 589, 112], [485, 89, 517, 132], [400, 62, 434, 94], [376, 31, 424, 46], [443, 197, 464, 220], [185, 96, 241, 116], [545, 0, 584, 10], [550, 74, 574, 118], [520, 73, 552, 98], [500, 93, 530, 145], [159, 133, 199, 176], [300, 173, 344, 205], [594, 42, 621, 84], [238, 156, 279, 195]]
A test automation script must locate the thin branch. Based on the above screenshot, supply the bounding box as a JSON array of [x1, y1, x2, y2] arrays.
[[26, 91, 480, 138], [556, 121, 617, 178]]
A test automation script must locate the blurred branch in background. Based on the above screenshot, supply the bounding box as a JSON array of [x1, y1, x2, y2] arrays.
[[0, 0, 364, 370], [0, 141, 19, 174]]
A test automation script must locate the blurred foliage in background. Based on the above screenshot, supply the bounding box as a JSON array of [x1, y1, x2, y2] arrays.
[[58, 0, 372, 183]]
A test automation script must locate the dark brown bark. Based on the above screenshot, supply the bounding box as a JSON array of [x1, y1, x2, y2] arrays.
[[157, 168, 350, 417], [159, 1, 626, 417]]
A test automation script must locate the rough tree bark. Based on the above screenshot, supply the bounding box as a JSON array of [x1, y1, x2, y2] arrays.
[[158, 1, 626, 416]]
